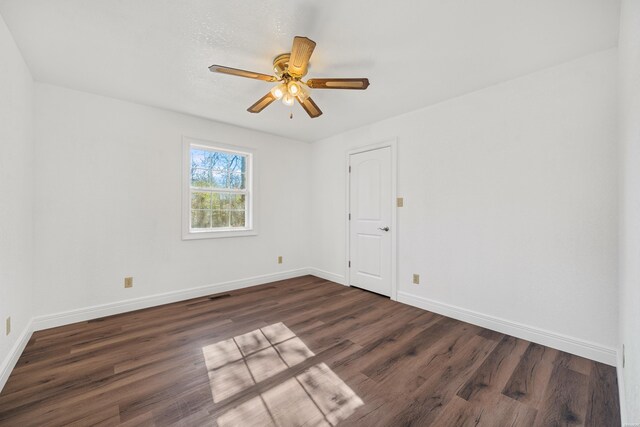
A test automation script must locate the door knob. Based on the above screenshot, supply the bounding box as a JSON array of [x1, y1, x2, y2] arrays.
[[378, 227, 390, 232]]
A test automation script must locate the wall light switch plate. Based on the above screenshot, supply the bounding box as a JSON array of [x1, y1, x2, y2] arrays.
[[5, 317, 10, 336], [124, 277, 133, 288], [412, 274, 420, 284], [397, 197, 404, 207], [278, 256, 283, 264]]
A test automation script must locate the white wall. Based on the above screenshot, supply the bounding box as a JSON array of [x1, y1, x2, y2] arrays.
[[0, 14, 34, 384], [311, 49, 619, 362], [618, 0, 640, 423], [33, 84, 310, 319]]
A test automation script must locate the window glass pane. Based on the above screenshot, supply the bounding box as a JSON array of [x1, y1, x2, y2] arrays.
[[211, 171, 228, 188], [191, 149, 208, 169], [228, 155, 246, 173], [191, 210, 211, 229], [211, 193, 228, 210], [212, 210, 230, 228], [208, 151, 231, 171], [191, 192, 212, 210], [230, 210, 246, 227], [228, 194, 246, 210], [229, 173, 246, 189], [191, 168, 211, 188], [192, 149, 231, 171]]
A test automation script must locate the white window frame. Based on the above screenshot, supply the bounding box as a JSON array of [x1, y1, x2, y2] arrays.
[[182, 137, 257, 240]]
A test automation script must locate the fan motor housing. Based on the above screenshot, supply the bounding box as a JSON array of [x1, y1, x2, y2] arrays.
[[273, 53, 292, 78]]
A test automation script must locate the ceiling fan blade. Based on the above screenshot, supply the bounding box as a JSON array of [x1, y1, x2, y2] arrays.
[[247, 92, 277, 113], [287, 36, 316, 78], [209, 65, 278, 82], [297, 96, 323, 118], [306, 78, 370, 90]]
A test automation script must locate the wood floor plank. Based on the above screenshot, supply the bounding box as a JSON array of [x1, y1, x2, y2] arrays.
[[584, 363, 621, 426], [0, 275, 621, 426], [361, 316, 463, 382], [431, 394, 538, 427], [366, 318, 482, 396], [66, 405, 121, 427], [502, 342, 558, 407], [457, 335, 529, 402], [345, 302, 430, 346], [348, 334, 498, 426], [328, 311, 442, 378], [554, 351, 594, 377], [534, 364, 590, 426]]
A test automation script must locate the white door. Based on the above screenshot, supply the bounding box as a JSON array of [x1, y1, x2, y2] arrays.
[[349, 146, 392, 296]]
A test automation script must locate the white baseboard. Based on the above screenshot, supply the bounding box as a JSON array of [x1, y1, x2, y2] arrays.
[[0, 319, 33, 393], [397, 291, 617, 366], [617, 347, 628, 424], [32, 268, 310, 331], [307, 268, 346, 286]]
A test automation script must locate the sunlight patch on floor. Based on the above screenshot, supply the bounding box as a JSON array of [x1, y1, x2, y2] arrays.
[[202, 322, 363, 426]]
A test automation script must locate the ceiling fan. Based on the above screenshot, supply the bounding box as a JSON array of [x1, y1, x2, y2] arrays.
[[209, 36, 370, 119]]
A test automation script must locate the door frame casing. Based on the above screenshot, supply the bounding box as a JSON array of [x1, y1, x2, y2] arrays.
[[345, 139, 398, 300]]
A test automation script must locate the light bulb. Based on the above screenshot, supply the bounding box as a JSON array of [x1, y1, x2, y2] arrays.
[[270, 84, 286, 100], [282, 93, 294, 106], [297, 83, 311, 101], [287, 81, 301, 96]]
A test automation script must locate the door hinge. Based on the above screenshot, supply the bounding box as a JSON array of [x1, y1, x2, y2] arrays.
[[348, 213, 351, 220], [348, 261, 351, 268], [349, 166, 351, 173]]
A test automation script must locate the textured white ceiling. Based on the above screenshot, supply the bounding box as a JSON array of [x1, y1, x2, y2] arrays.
[[0, 0, 620, 142]]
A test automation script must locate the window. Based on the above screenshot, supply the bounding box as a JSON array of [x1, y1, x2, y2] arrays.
[[183, 138, 255, 239]]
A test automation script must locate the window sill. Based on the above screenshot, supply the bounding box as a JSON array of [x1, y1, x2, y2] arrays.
[[182, 228, 258, 240]]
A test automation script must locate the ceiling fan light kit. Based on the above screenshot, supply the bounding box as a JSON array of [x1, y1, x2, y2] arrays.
[[209, 36, 370, 119]]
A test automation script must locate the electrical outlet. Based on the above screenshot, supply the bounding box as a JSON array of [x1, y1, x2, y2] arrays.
[[5, 317, 10, 336], [124, 277, 133, 288], [397, 197, 404, 207], [412, 274, 420, 284], [277, 256, 283, 264]]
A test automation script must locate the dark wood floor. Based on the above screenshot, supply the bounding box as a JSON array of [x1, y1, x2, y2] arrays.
[[0, 276, 620, 426]]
